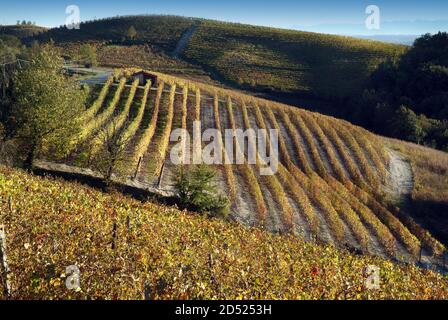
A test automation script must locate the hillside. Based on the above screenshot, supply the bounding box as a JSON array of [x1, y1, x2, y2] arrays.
[[57, 42, 207, 77], [0, 25, 47, 39], [35, 16, 195, 52], [387, 139, 448, 245], [32, 69, 448, 272], [183, 20, 405, 98], [33, 15, 406, 102], [1, 165, 447, 299]]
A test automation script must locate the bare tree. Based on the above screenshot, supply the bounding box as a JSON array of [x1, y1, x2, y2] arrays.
[[90, 119, 132, 188]]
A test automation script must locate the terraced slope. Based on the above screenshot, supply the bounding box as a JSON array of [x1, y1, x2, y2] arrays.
[[50, 69, 445, 268]]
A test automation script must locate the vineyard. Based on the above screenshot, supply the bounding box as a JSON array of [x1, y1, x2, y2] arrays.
[[1, 165, 448, 299], [181, 20, 406, 98], [48, 69, 446, 269], [56, 41, 206, 75], [33, 15, 405, 100]]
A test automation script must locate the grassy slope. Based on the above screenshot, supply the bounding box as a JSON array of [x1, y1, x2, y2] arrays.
[[35, 16, 195, 52], [0, 166, 447, 300], [32, 15, 405, 99], [183, 20, 406, 98], [0, 25, 47, 39], [57, 42, 206, 75], [387, 139, 448, 244]]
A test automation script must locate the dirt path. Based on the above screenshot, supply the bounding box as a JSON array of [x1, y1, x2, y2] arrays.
[[232, 170, 259, 227], [33, 160, 175, 198], [67, 65, 113, 85], [172, 25, 199, 59], [138, 90, 170, 185], [218, 101, 258, 225], [386, 150, 414, 204], [159, 92, 184, 190], [384, 149, 423, 262]]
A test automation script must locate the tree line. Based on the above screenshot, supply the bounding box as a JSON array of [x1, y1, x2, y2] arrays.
[[16, 20, 36, 26], [348, 32, 448, 151]]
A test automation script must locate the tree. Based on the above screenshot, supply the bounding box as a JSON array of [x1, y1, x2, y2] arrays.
[[91, 119, 132, 187], [355, 32, 448, 150], [126, 26, 137, 40], [0, 36, 21, 61], [370, 32, 448, 120], [79, 44, 98, 68], [25, 40, 41, 59], [12, 45, 87, 168], [0, 123, 18, 166], [0, 37, 21, 98], [390, 106, 425, 144], [174, 165, 230, 218], [0, 35, 21, 48]]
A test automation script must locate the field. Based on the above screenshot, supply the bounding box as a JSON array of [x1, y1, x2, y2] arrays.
[[1, 165, 447, 300], [34, 69, 448, 271]]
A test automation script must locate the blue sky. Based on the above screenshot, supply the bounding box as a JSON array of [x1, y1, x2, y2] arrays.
[[1, 0, 447, 35]]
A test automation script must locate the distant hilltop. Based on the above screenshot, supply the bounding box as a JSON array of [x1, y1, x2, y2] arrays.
[[351, 35, 419, 45]]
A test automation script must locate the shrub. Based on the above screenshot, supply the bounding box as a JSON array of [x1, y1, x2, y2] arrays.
[[79, 43, 98, 67], [174, 165, 230, 218]]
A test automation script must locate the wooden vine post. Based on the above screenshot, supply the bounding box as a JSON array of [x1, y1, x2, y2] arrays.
[[157, 161, 166, 189], [134, 156, 143, 179], [112, 222, 118, 250]]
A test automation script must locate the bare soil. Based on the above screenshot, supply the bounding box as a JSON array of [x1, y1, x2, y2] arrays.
[[386, 150, 414, 204]]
